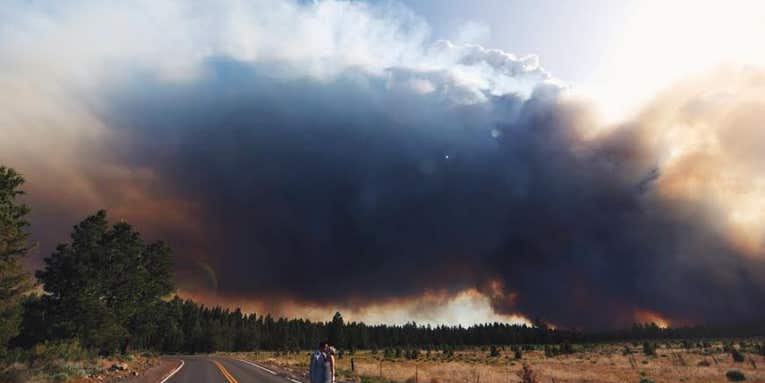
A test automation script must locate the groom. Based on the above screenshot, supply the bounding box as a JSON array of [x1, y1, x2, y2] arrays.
[[309, 341, 329, 383]]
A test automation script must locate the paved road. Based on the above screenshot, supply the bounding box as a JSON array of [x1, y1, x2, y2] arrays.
[[163, 355, 302, 383]]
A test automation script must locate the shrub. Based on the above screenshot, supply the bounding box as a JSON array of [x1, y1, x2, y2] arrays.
[[726, 370, 745, 381], [642, 342, 656, 356], [639, 378, 655, 383], [361, 376, 392, 383], [731, 349, 745, 363], [490, 345, 500, 357], [27, 340, 90, 368], [516, 363, 536, 383], [514, 350, 522, 360]]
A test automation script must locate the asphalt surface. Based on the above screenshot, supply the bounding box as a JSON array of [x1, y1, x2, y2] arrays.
[[162, 356, 301, 383]]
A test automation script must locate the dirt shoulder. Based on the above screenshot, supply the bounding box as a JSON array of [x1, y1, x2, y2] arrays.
[[65, 356, 182, 383]]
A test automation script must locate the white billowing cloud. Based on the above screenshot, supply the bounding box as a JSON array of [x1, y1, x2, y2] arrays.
[[0, 0, 557, 95]]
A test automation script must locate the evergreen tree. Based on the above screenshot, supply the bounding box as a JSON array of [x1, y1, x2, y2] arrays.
[[34, 210, 173, 354], [328, 311, 345, 348], [0, 167, 33, 355]]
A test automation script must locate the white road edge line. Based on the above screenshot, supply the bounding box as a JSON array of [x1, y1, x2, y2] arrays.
[[289, 378, 302, 383], [160, 359, 185, 383], [235, 358, 278, 375]]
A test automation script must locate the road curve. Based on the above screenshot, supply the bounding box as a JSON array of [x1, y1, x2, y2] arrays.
[[162, 355, 301, 383]]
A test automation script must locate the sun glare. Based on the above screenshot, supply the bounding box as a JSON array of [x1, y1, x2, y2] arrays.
[[586, 0, 765, 123]]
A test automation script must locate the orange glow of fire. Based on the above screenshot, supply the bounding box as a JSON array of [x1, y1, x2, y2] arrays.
[[634, 308, 670, 328]]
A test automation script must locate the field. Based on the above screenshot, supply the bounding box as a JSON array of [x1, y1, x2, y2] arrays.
[[230, 340, 765, 383]]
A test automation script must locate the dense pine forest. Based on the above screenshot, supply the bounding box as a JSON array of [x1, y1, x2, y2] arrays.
[[2, 165, 764, 358]]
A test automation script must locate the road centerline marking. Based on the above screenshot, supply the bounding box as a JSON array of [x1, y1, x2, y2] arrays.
[[212, 360, 239, 383]]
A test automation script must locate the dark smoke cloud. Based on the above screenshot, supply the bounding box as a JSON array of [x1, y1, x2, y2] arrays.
[[2, 1, 765, 328], [94, 61, 765, 328]]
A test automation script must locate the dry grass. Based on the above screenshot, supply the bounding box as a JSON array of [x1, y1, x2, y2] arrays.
[[1, 351, 160, 383], [233, 341, 765, 383]]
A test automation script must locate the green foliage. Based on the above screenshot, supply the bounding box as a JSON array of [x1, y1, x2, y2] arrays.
[[405, 348, 420, 360], [731, 348, 745, 362], [726, 369, 746, 381], [0, 339, 96, 383], [0, 166, 33, 355], [642, 342, 656, 356], [639, 378, 655, 383], [25, 210, 173, 354], [544, 342, 574, 357], [328, 312, 346, 348], [489, 344, 500, 357], [24, 340, 91, 368]]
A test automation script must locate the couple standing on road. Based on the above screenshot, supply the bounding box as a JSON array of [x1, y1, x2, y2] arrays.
[[309, 341, 336, 383]]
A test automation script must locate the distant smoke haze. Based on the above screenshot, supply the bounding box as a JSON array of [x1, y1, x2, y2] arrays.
[[2, 0, 765, 328]]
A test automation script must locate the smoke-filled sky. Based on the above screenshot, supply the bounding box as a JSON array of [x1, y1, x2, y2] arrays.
[[2, 0, 765, 329]]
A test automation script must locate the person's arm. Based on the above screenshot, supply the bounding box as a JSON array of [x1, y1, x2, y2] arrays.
[[330, 355, 336, 383], [309, 353, 315, 383]]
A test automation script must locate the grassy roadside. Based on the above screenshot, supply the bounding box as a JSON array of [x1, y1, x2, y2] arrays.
[[0, 340, 161, 383], [224, 340, 765, 383]]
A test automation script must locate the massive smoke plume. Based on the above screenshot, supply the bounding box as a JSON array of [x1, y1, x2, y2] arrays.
[[1, 0, 764, 328]]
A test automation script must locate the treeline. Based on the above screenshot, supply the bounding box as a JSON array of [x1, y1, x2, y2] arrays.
[[1, 165, 764, 358]]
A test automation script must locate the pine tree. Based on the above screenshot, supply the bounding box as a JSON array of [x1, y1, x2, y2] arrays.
[[328, 311, 346, 348], [34, 210, 173, 354], [0, 167, 33, 355]]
